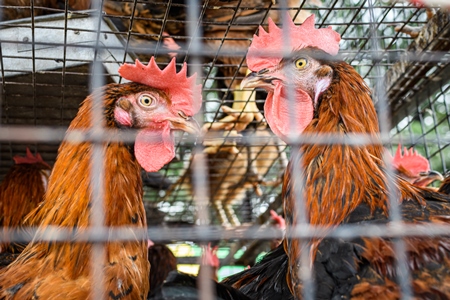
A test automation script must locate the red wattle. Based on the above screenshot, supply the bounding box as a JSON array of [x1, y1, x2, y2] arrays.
[[135, 125, 175, 172], [264, 84, 314, 142]]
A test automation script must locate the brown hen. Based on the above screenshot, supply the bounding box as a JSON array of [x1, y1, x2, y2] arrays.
[[0, 58, 201, 299], [0, 0, 91, 21], [0, 148, 51, 254], [223, 14, 450, 299]]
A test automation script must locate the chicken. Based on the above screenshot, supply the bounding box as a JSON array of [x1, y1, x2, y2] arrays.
[[0, 57, 201, 299], [223, 14, 450, 299], [164, 128, 285, 227], [389, 145, 443, 187], [163, 130, 250, 226], [402, 0, 449, 8], [0, 148, 51, 253], [394, 3, 436, 38], [147, 242, 177, 292], [0, 0, 91, 21]]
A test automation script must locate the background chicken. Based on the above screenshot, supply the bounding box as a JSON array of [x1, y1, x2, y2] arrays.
[[223, 14, 450, 299], [0, 148, 51, 253], [389, 144, 443, 187], [164, 127, 286, 227], [0, 0, 91, 21], [0, 58, 201, 299], [147, 242, 177, 292]]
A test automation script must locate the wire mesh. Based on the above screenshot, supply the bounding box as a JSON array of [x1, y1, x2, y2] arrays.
[[0, 0, 449, 299]]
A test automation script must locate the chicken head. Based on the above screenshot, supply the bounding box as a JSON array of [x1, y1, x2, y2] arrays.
[[117, 58, 201, 172], [241, 14, 340, 142]]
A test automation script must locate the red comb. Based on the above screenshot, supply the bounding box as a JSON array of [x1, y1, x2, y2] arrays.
[[409, 0, 425, 6], [247, 14, 341, 72], [270, 209, 286, 230], [201, 243, 220, 268], [391, 144, 430, 175], [118, 57, 202, 117], [13, 148, 51, 168]]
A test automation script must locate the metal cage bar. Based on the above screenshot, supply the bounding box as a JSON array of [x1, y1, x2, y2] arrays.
[[0, 0, 449, 299]]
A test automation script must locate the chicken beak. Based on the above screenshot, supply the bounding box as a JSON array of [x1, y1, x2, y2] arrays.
[[414, 170, 445, 187], [168, 115, 201, 135], [240, 69, 276, 90], [426, 170, 444, 182]]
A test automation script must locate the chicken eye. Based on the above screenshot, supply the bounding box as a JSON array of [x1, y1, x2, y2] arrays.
[[139, 94, 154, 107], [295, 58, 308, 69]]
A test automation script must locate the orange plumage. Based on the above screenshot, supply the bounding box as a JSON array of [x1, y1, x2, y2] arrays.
[[0, 148, 51, 254], [224, 15, 450, 299], [0, 59, 201, 299]]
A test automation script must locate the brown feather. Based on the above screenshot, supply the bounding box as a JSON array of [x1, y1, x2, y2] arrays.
[[0, 159, 51, 253], [282, 61, 425, 297], [438, 174, 450, 195], [148, 243, 177, 291], [0, 84, 150, 299]]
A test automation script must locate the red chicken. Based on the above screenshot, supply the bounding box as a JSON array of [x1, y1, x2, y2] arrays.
[[389, 145, 443, 187], [0, 58, 201, 299], [223, 14, 450, 299], [0, 0, 91, 21], [0, 148, 51, 253]]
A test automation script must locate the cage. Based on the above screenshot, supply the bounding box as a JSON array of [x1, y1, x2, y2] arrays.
[[0, 0, 449, 299]]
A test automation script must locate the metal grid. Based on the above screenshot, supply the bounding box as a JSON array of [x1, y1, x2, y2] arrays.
[[0, 0, 449, 299]]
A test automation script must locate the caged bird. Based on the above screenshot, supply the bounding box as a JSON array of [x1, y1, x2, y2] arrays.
[[164, 128, 286, 227], [0, 57, 201, 299], [147, 242, 252, 300], [0, 148, 51, 254], [223, 14, 450, 299], [163, 129, 286, 227], [0, 0, 91, 21], [163, 130, 254, 227], [147, 241, 178, 292], [388, 144, 443, 188]]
